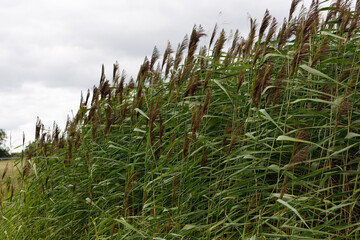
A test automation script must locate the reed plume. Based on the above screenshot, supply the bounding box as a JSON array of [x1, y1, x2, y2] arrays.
[[221, 122, 232, 147], [213, 29, 226, 63], [165, 56, 174, 79], [112, 62, 120, 86], [123, 171, 139, 217], [186, 25, 206, 65], [162, 41, 173, 70], [244, 18, 257, 58], [150, 46, 160, 72], [174, 36, 188, 71], [265, 17, 277, 45], [289, 0, 302, 22], [209, 24, 218, 50], [258, 10, 272, 42]]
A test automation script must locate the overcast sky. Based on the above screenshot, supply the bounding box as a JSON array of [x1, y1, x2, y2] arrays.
[[0, 0, 314, 152]]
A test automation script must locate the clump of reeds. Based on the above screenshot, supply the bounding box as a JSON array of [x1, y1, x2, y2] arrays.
[[2, 0, 360, 239]]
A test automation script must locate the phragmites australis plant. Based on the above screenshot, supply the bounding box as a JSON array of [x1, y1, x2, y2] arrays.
[[1, 0, 360, 239]]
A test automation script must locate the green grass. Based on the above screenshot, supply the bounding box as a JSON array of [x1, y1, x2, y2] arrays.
[[1, 0, 360, 239]]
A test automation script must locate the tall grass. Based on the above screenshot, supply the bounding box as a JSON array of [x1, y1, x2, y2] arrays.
[[1, 0, 360, 239]]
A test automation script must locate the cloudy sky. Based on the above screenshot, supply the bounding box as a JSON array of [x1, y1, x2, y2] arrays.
[[0, 0, 314, 152]]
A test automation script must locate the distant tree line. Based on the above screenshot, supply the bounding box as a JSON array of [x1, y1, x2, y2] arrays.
[[0, 129, 10, 157]]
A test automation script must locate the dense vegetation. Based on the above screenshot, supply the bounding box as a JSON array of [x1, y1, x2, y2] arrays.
[[0, 129, 10, 158], [1, 0, 360, 239]]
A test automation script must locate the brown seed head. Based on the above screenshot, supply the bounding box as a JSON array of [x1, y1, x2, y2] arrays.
[[165, 56, 174, 79], [113, 62, 120, 86], [126, 77, 135, 89], [35, 117, 43, 141], [203, 88, 211, 115], [277, 18, 288, 48], [204, 71, 212, 90], [237, 72, 245, 93], [209, 24, 218, 49], [162, 41, 173, 69], [265, 17, 277, 45], [201, 147, 208, 167], [150, 46, 160, 72], [186, 25, 206, 65], [198, 45, 207, 70], [289, 146, 310, 169], [289, 0, 302, 22], [222, 122, 232, 147], [230, 29, 240, 54], [228, 122, 242, 153], [174, 36, 188, 70], [213, 29, 226, 63], [83, 89, 90, 106], [258, 9, 272, 42], [244, 18, 257, 57]]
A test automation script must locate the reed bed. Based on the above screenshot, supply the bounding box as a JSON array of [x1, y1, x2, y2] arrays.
[[1, 0, 360, 239]]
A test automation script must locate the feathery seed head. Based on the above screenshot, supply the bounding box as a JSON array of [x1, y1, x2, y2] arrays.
[[259, 10, 272, 42], [289, 0, 302, 21], [186, 25, 206, 65], [174, 35, 188, 70], [209, 24, 218, 49], [150, 46, 160, 72], [213, 29, 226, 62], [162, 41, 173, 70]]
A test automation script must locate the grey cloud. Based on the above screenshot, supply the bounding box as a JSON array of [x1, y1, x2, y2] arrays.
[[0, 0, 315, 150], [1, 0, 310, 91]]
